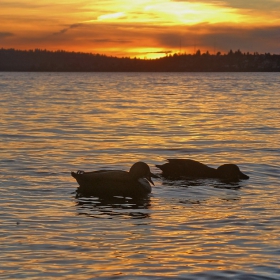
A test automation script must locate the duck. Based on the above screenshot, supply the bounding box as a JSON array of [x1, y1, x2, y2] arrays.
[[71, 161, 157, 197], [156, 159, 249, 181]]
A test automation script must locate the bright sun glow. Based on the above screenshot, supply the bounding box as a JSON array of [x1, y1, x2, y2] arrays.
[[98, 12, 126, 21], [142, 2, 244, 25], [1, 0, 280, 58], [87, 1, 246, 25]]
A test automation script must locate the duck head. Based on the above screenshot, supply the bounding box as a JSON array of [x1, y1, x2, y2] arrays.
[[129, 162, 158, 186], [217, 164, 249, 181]]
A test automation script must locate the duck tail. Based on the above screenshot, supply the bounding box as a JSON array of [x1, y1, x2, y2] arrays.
[[71, 170, 85, 178], [155, 164, 163, 170], [239, 171, 249, 180]]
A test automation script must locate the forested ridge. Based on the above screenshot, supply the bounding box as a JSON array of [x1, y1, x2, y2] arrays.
[[1, 48, 280, 71]]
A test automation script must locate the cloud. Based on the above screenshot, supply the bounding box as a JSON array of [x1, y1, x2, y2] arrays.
[[97, 12, 126, 21], [222, 0, 280, 10], [38, 21, 280, 55], [52, 23, 83, 36], [2, 1, 278, 59], [156, 33, 182, 48], [172, 0, 280, 10], [154, 23, 280, 53], [91, 38, 133, 44], [0, 32, 14, 38], [1, 1, 42, 8]]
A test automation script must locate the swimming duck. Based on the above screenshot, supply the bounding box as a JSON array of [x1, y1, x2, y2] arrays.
[[71, 161, 157, 197], [156, 159, 249, 181]]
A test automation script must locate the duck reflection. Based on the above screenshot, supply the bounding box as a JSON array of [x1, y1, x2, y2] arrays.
[[161, 177, 241, 190], [160, 177, 241, 205], [75, 193, 151, 219]]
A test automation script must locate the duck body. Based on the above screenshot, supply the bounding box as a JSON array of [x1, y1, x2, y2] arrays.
[[71, 162, 156, 197], [156, 159, 249, 181]]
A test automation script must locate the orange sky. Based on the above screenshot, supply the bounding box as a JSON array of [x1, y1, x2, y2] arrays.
[[1, 0, 280, 58]]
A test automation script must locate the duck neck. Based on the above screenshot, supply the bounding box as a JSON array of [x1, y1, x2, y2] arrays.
[[138, 178, 152, 192]]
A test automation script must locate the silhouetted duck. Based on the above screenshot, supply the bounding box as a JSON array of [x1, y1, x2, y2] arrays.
[[71, 162, 157, 197], [156, 159, 249, 181]]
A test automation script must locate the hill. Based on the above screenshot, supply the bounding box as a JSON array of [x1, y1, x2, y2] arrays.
[[1, 48, 280, 72]]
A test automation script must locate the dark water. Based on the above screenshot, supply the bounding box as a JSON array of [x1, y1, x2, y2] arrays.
[[0, 72, 279, 279]]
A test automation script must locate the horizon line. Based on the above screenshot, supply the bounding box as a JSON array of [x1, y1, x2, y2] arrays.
[[1, 47, 279, 60]]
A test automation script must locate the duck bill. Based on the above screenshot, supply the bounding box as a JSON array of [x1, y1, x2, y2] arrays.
[[147, 172, 159, 186], [146, 173, 155, 186]]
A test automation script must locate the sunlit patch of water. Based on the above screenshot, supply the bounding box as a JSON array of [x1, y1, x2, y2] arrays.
[[0, 72, 279, 279]]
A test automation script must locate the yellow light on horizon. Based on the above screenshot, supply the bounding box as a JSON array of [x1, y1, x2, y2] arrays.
[[2, 0, 280, 58]]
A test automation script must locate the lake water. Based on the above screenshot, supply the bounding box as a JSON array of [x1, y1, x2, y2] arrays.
[[0, 72, 279, 279]]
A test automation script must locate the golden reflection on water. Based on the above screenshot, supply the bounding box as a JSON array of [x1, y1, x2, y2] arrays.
[[0, 72, 280, 279]]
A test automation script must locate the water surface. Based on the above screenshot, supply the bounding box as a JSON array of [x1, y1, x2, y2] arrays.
[[0, 72, 279, 279]]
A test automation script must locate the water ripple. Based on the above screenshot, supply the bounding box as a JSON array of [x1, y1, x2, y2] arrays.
[[0, 72, 279, 279]]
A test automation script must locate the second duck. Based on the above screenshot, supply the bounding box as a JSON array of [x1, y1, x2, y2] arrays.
[[156, 159, 249, 181]]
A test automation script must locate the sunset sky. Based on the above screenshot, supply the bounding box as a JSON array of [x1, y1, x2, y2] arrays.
[[1, 0, 280, 58]]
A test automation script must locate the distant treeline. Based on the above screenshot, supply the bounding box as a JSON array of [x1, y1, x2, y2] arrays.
[[1, 48, 280, 72]]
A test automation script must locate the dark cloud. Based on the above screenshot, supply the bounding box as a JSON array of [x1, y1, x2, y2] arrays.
[[4, 20, 279, 56], [1, 1, 42, 8], [155, 24, 280, 54], [61, 22, 280, 54], [156, 33, 183, 48], [220, 0, 280, 10], [52, 23, 83, 36], [0, 32, 14, 38], [91, 39, 133, 44], [172, 0, 280, 10], [201, 26, 280, 53]]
